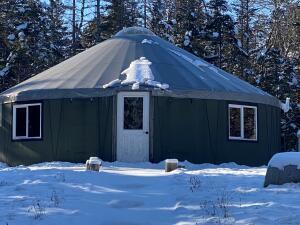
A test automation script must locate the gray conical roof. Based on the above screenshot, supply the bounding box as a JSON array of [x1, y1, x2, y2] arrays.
[[0, 27, 279, 107]]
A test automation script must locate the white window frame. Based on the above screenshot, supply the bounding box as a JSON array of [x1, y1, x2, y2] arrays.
[[13, 103, 42, 140], [228, 104, 257, 141]]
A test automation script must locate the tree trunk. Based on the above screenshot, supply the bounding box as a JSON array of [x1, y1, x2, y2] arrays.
[[96, 0, 101, 42], [72, 0, 76, 51], [144, 0, 147, 27]]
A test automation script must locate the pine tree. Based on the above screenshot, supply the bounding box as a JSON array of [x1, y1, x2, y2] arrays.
[[82, 19, 100, 48], [0, 1, 9, 80], [149, 0, 174, 41], [139, 0, 151, 28], [173, 0, 205, 55], [204, 0, 245, 74], [125, 0, 140, 27], [154, 0, 177, 43], [250, 1, 300, 151], [149, 0, 165, 34], [255, 47, 299, 150], [0, 0, 68, 92], [82, 0, 140, 47], [46, 0, 70, 62], [81, 1, 110, 47], [232, 0, 256, 82], [94, 0, 102, 43], [103, 0, 140, 37]]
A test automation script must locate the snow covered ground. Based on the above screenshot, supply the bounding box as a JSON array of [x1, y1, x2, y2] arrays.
[[1, 161, 300, 225]]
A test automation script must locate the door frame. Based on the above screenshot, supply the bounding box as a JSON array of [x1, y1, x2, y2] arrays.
[[115, 91, 151, 162]]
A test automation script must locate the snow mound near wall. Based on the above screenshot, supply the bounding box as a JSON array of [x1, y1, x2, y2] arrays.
[[0, 162, 8, 168]]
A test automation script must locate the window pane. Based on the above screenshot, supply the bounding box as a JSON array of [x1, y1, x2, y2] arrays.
[[16, 107, 26, 137], [124, 97, 143, 130], [229, 107, 241, 137], [28, 105, 41, 137], [244, 107, 256, 139]]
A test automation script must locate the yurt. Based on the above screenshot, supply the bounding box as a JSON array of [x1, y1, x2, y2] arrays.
[[0, 27, 281, 166]]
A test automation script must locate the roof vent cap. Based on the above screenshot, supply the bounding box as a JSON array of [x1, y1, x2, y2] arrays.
[[115, 26, 155, 37]]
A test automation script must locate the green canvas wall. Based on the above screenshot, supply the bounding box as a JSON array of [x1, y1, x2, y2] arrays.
[[152, 97, 281, 166], [0, 97, 113, 166], [0, 95, 280, 166]]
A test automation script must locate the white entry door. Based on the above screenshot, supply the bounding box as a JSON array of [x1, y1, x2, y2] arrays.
[[117, 92, 150, 162]]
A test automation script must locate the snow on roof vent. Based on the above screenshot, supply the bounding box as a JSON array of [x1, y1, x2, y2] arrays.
[[103, 57, 169, 90], [115, 27, 156, 37]]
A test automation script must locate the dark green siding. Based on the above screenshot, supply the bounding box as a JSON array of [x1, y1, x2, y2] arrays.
[[0, 95, 280, 166], [152, 97, 281, 166], [0, 97, 113, 166]]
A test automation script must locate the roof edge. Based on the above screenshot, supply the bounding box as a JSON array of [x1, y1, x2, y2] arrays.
[[0, 88, 281, 108]]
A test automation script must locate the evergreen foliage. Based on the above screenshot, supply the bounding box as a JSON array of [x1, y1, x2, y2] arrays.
[[0, 0, 69, 92]]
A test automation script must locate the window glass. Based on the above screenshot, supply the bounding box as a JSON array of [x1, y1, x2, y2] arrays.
[[229, 107, 241, 137], [244, 107, 256, 139], [28, 105, 41, 137], [124, 97, 143, 130], [13, 103, 41, 140], [16, 107, 26, 137]]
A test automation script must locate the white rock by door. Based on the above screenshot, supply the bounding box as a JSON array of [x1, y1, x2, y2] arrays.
[[117, 92, 150, 162]]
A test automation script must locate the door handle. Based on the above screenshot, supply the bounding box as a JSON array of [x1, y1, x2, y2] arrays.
[[145, 131, 149, 134]]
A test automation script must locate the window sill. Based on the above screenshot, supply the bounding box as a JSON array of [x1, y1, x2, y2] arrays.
[[12, 137, 42, 141], [229, 137, 258, 142]]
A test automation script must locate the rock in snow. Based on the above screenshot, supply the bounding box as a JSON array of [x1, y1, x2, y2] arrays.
[[264, 165, 300, 187], [86, 157, 102, 171], [268, 152, 300, 170], [265, 152, 300, 187]]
